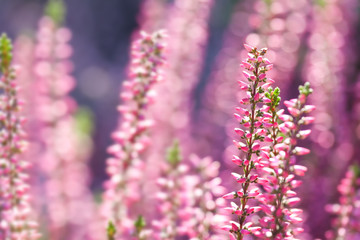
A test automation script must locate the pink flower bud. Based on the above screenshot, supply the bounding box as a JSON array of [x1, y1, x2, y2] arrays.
[[250, 175, 258, 181], [301, 116, 315, 125], [243, 71, 251, 79], [294, 147, 310, 155], [294, 165, 307, 176], [288, 107, 300, 117], [266, 64, 273, 70], [222, 192, 236, 199], [263, 98, 271, 103], [238, 80, 248, 90], [231, 221, 240, 231], [252, 143, 260, 151], [298, 129, 311, 139], [229, 233, 237, 240], [303, 105, 316, 113], [232, 155, 242, 165], [241, 61, 252, 69], [234, 113, 242, 122], [234, 128, 245, 136], [259, 73, 266, 80], [231, 172, 246, 183], [287, 197, 301, 206], [244, 44, 254, 52]]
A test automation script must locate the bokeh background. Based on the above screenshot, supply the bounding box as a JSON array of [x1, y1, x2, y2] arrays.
[[1, 0, 360, 239], [0, 0, 240, 187]]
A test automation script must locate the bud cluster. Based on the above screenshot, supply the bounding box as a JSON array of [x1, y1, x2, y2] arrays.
[[221, 44, 314, 240], [222, 44, 275, 240], [102, 30, 167, 237], [326, 165, 360, 239], [257, 83, 314, 239], [0, 34, 40, 240]]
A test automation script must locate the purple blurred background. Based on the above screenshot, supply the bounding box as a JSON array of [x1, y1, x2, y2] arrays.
[[2, 0, 360, 238], [0, 0, 240, 189]]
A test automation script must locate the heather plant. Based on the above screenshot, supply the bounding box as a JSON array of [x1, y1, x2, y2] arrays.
[[178, 155, 226, 239], [302, 0, 357, 234], [258, 83, 314, 239], [148, 0, 214, 160], [153, 142, 226, 240], [0, 34, 40, 240], [222, 44, 314, 240], [222, 44, 274, 239], [13, 1, 101, 238], [102, 30, 166, 238], [152, 141, 185, 240], [326, 164, 360, 239]]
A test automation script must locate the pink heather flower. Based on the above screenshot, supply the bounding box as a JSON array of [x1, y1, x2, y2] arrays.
[[220, 44, 278, 239], [325, 165, 360, 239], [15, 16, 102, 240], [152, 142, 185, 240], [178, 155, 227, 239], [257, 82, 313, 239], [294, 147, 311, 156], [303, 4, 354, 234], [147, 0, 214, 161], [101, 30, 166, 238], [0, 34, 40, 240]]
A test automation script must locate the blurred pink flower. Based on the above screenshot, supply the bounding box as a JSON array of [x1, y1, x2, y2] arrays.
[[101, 30, 166, 239]]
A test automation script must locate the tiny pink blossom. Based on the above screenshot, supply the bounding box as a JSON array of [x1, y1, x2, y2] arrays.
[[294, 147, 310, 155], [244, 43, 254, 52]]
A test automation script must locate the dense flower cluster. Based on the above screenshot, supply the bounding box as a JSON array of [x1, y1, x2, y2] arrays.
[[258, 83, 314, 239], [102, 30, 166, 238], [326, 165, 360, 239], [222, 44, 314, 240], [14, 15, 101, 240], [152, 141, 186, 240], [222, 44, 274, 239], [153, 144, 225, 240], [179, 155, 226, 240], [0, 34, 40, 240]]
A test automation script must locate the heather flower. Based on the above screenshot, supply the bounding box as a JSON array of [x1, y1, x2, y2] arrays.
[[178, 155, 227, 239], [101, 30, 166, 238], [143, 0, 214, 225], [258, 83, 314, 239], [14, 5, 102, 238], [325, 165, 360, 239], [147, 0, 214, 161], [222, 44, 275, 239], [152, 141, 186, 240], [303, 0, 356, 234], [195, 0, 308, 161], [0, 34, 40, 240]]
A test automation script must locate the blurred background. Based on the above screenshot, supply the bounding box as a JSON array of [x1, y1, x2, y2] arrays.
[[0, 0, 239, 187], [1, 0, 360, 239]]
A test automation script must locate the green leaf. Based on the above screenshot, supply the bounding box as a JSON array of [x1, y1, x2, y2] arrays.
[[107, 221, 116, 240], [314, 0, 327, 7], [75, 107, 94, 135], [134, 215, 146, 233], [299, 82, 313, 96], [0, 33, 13, 73], [351, 164, 360, 179], [45, 0, 66, 25], [166, 140, 182, 166]]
